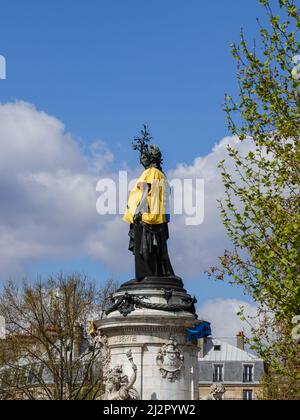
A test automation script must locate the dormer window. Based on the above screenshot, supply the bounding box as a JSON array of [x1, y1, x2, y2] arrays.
[[243, 365, 254, 383], [214, 345, 221, 351], [213, 364, 224, 382]]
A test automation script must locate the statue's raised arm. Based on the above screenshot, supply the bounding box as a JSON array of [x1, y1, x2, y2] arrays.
[[125, 350, 137, 390]]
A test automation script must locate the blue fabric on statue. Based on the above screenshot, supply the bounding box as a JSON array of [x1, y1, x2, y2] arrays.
[[187, 321, 212, 341]]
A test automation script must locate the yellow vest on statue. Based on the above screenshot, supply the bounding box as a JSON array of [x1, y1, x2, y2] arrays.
[[123, 167, 169, 225]]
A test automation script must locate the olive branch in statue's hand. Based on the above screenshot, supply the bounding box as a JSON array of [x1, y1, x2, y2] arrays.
[[132, 125, 152, 155]]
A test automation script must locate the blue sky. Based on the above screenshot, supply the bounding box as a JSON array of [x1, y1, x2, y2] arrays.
[[0, 0, 265, 167], [0, 1, 268, 325]]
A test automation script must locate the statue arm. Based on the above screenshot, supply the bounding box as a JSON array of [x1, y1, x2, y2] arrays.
[[126, 363, 137, 390], [134, 184, 150, 221], [125, 350, 137, 390]]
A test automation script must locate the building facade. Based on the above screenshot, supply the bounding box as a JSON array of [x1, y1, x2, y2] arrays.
[[198, 334, 265, 400]]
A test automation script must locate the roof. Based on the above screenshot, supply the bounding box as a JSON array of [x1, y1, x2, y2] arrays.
[[199, 338, 262, 362]]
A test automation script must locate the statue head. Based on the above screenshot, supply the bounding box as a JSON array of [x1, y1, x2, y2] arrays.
[[140, 152, 152, 169], [104, 365, 124, 393], [149, 144, 163, 170], [210, 384, 226, 400]]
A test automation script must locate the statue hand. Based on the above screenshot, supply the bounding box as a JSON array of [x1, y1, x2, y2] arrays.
[[133, 212, 142, 223]]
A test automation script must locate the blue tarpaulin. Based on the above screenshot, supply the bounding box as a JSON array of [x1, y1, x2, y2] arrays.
[[187, 321, 212, 341]]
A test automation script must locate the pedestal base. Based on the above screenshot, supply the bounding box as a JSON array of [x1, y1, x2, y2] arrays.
[[96, 278, 200, 401]]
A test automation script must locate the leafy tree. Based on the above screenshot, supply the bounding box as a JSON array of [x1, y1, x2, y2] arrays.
[[210, 0, 300, 400], [0, 274, 117, 400]]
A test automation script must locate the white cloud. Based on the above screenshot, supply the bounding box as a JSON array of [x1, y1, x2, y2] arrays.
[[0, 101, 86, 173], [168, 136, 254, 277], [0, 101, 130, 279], [198, 298, 259, 340], [0, 101, 254, 280]]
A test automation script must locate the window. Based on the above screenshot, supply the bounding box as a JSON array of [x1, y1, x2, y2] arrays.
[[243, 389, 253, 400], [214, 345, 221, 351], [243, 365, 254, 383], [213, 364, 224, 382]]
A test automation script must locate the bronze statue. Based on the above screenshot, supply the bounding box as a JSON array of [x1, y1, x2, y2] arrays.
[[123, 126, 174, 280]]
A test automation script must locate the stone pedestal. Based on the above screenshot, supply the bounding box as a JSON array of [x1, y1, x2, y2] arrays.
[[96, 277, 200, 401]]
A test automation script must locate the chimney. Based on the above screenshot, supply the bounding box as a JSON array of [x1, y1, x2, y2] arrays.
[[236, 331, 245, 350]]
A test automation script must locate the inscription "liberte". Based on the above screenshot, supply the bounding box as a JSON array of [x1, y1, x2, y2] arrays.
[[110, 335, 137, 344]]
